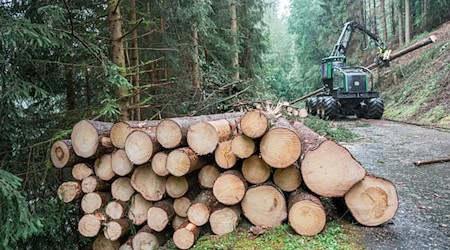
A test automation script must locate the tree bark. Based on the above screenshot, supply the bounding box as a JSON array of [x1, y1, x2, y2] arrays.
[[360, 0, 367, 48], [230, 0, 239, 80], [128, 194, 153, 226], [381, 0, 388, 40], [213, 170, 247, 205], [93, 234, 120, 250], [129, 0, 141, 120], [372, 0, 377, 34], [130, 164, 166, 201], [51, 140, 83, 168], [193, 25, 201, 88], [71, 120, 114, 158], [260, 118, 302, 168], [156, 112, 243, 149], [94, 154, 115, 181], [390, 0, 396, 38], [107, 0, 129, 120], [172, 216, 188, 231], [288, 189, 326, 236], [187, 190, 218, 226], [398, 0, 404, 46], [111, 149, 133, 176], [293, 122, 366, 197], [241, 183, 287, 227], [345, 175, 399, 226], [81, 192, 110, 214], [404, 0, 411, 44], [57, 181, 82, 203], [147, 199, 175, 232], [241, 155, 271, 185], [111, 177, 135, 201], [173, 222, 200, 250]]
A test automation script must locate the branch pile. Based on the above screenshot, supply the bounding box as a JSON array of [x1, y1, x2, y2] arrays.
[[52, 110, 398, 249]]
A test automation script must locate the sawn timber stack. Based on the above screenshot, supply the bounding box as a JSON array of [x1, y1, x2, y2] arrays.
[[51, 109, 398, 249]]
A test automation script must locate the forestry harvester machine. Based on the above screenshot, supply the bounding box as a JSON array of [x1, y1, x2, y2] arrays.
[[305, 21, 391, 119], [297, 20, 436, 120]]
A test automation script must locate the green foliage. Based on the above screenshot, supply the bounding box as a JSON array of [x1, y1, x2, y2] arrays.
[[304, 116, 359, 142], [0, 170, 42, 248]]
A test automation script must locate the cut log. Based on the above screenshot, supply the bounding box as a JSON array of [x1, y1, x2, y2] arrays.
[[156, 112, 243, 149], [94, 154, 115, 181], [147, 199, 175, 232], [111, 177, 135, 201], [82, 176, 110, 193], [173, 188, 199, 217], [165, 175, 190, 198], [241, 183, 287, 227], [213, 170, 247, 205], [119, 239, 133, 250], [344, 175, 399, 226], [241, 155, 271, 184], [166, 147, 205, 177], [57, 181, 82, 203], [288, 189, 326, 236], [81, 192, 110, 214], [273, 164, 302, 192], [172, 215, 188, 230], [105, 200, 126, 219], [187, 118, 239, 155], [93, 234, 120, 250], [132, 225, 169, 250], [209, 205, 240, 236], [72, 163, 94, 181], [152, 151, 170, 176], [104, 219, 130, 241], [51, 140, 82, 168], [111, 149, 133, 176], [260, 118, 302, 168], [187, 190, 218, 226], [78, 213, 106, 238], [128, 194, 153, 226], [198, 164, 220, 189], [291, 121, 326, 153], [240, 110, 269, 138], [110, 120, 159, 149], [130, 164, 166, 201], [214, 140, 237, 169], [173, 222, 200, 250], [71, 120, 113, 158], [125, 129, 161, 165], [231, 135, 255, 158]]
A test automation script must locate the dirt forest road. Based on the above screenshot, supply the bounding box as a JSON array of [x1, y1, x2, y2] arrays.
[[338, 119, 450, 250]]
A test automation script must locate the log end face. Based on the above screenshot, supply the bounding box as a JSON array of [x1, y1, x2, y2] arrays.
[[72, 163, 94, 181], [231, 135, 255, 159], [128, 194, 153, 226], [132, 232, 159, 250], [213, 174, 246, 205], [187, 203, 210, 226], [215, 140, 237, 169], [241, 110, 268, 138], [152, 152, 170, 176], [105, 201, 125, 220], [104, 221, 123, 241], [174, 197, 191, 217], [111, 149, 133, 176], [147, 207, 169, 232], [166, 176, 188, 198], [78, 214, 102, 238], [51, 140, 70, 168], [111, 177, 134, 201], [198, 165, 220, 188], [166, 150, 191, 177], [210, 207, 239, 236], [241, 156, 271, 184], [94, 154, 115, 181], [157, 120, 183, 149], [57, 181, 81, 203], [187, 122, 218, 155], [173, 227, 196, 250], [125, 131, 153, 165], [72, 120, 99, 158], [110, 122, 130, 149], [289, 200, 326, 236], [260, 128, 302, 168], [82, 192, 103, 213]]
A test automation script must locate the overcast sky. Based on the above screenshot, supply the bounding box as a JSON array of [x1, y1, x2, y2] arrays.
[[277, 0, 290, 16]]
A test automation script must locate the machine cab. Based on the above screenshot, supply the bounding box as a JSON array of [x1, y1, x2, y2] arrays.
[[334, 69, 368, 93]]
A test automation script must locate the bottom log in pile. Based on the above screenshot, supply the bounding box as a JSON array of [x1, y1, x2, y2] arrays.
[[52, 109, 398, 249]]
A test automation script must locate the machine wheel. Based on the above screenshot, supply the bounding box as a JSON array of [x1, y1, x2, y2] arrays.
[[365, 98, 384, 119], [323, 97, 339, 120], [316, 97, 324, 118], [306, 98, 317, 115]]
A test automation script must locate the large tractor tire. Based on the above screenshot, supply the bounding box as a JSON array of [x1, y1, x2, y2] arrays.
[[316, 97, 324, 119], [323, 97, 339, 120], [306, 98, 317, 116], [365, 98, 384, 119]]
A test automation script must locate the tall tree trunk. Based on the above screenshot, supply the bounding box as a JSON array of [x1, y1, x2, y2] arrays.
[[381, 0, 388, 40], [84, 67, 92, 105], [398, 0, 404, 46], [422, 0, 428, 29], [65, 65, 76, 110], [360, 0, 367, 47], [404, 0, 411, 44], [108, 0, 129, 120], [230, 0, 239, 80], [372, 0, 377, 34], [129, 0, 140, 120], [192, 25, 200, 88], [390, 0, 396, 39]]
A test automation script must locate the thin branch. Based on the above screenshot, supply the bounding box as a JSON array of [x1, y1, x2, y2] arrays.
[[127, 47, 179, 52], [113, 0, 123, 14], [125, 29, 157, 41], [120, 19, 143, 40]]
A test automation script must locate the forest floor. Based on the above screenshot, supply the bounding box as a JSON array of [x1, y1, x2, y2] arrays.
[[378, 21, 450, 128], [339, 118, 450, 249]]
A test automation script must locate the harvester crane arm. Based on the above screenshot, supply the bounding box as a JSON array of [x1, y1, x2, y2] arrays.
[[330, 21, 389, 61]]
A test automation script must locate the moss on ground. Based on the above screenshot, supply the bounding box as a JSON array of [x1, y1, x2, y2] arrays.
[[303, 116, 359, 142]]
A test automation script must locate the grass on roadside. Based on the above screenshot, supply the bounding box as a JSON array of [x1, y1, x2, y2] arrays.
[[303, 116, 359, 142]]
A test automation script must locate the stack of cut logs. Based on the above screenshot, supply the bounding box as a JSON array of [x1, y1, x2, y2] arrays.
[[52, 110, 398, 249]]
